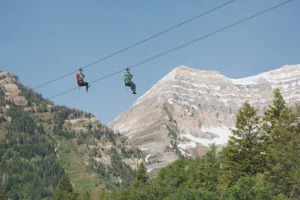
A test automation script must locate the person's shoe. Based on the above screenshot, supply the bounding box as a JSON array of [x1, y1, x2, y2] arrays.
[[133, 90, 137, 94]]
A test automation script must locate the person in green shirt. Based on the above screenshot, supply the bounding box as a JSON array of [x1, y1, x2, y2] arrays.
[[122, 68, 136, 94]]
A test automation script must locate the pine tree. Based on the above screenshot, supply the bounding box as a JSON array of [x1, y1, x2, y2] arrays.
[[264, 88, 286, 124], [133, 162, 149, 188], [263, 91, 300, 198], [188, 144, 220, 192], [202, 144, 220, 192], [262, 88, 288, 144], [220, 102, 264, 188], [53, 175, 78, 200]]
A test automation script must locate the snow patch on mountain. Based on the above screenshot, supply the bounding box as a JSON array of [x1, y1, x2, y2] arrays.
[[231, 64, 300, 85], [145, 154, 152, 164], [181, 125, 232, 147]]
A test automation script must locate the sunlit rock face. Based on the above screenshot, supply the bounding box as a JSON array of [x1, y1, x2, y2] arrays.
[[110, 65, 300, 172]]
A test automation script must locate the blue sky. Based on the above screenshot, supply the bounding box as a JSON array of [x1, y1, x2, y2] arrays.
[[1, 0, 299, 124]]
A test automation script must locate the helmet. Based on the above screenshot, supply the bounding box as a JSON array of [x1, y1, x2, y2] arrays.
[[126, 67, 130, 72], [79, 68, 83, 72]]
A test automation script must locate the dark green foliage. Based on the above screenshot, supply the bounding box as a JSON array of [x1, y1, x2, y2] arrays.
[[164, 188, 218, 200], [104, 127, 117, 145], [6, 105, 37, 134], [106, 182, 170, 200], [87, 146, 136, 190], [264, 88, 286, 125], [37, 102, 48, 112], [53, 125, 76, 139], [163, 103, 174, 123], [0, 115, 5, 123], [5, 99, 13, 105], [101, 147, 221, 200], [220, 102, 265, 187], [0, 89, 5, 106], [0, 106, 63, 200], [78, 191, 91, 200], [77, 133, 87, 145], [54, 175, 92, 200], [109, 148, 135, 188], [54, 107, 71, 129], [51, 107, 77, 139], [53, 175, 78, 200], [221, 175, 272, 200], [75, 125, 141, 191], [133, 163, 148, 188], [0, 100, 5, 107], [0, 88, 5, 107], [263, 91, 300, 198], [104, 145, 221, 200], [187, 144, 220, 193], [156, 159, 190, 191], [88, 159, 107, 179], [0, 88, 4, 99], [121, 146, 141, 159]]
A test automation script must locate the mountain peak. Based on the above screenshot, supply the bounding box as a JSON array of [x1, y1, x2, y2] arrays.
[[174, 65, 190, 70], [159, 65, 226, 86], [173, 65, 221, 75], [110, 64, 300, 172]]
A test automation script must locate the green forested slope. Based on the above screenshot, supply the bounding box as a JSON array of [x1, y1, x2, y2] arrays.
[[0, 73, 141, 200]]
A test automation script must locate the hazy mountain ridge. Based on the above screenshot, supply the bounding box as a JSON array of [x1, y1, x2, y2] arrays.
[[110, 64, 300, 172]]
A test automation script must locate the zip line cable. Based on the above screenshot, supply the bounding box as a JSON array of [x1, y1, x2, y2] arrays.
[[33, 0, 235, 90], [48, 0, 295, 100]]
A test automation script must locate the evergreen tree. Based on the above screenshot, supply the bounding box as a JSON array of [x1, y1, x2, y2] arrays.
[[220, 102, 264, 188], [259, 89, 300, 198], [0, 105, 63, 199], [221, 175, 272, 200], [264, 88, 286, 125], [262, 88, 288, 146], [187, 144, 220, 192], [133, 162, 149, 188], [53, 175, 78, 200], [264, 102, 300, 198]]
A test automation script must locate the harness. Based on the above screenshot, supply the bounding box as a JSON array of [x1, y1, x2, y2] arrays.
[[123, 72, 132, 84], [76, 73, 84, 85]]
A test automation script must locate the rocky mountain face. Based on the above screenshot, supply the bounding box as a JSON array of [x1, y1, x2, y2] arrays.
[[109, 64, 300, 173], [0, 71, 142, 199]]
